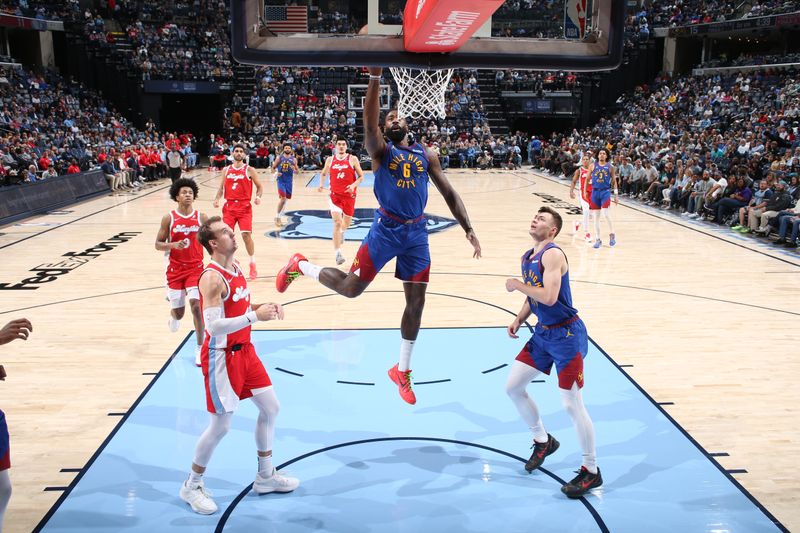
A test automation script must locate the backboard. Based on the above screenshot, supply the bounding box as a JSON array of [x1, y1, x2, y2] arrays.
[[231, 0, 625, 71]]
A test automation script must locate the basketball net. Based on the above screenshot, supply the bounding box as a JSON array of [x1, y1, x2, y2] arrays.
[[389, 67, 454, 121]]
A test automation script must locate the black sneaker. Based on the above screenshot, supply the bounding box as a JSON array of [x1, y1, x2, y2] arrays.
[[524, 434, 560, 472], [561, 466, 603, 499]]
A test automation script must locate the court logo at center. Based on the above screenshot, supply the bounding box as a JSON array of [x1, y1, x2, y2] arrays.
[[266, 208, 457, 240]]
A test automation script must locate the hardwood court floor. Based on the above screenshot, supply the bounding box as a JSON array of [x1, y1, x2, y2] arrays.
[[0, 168, 797, 532]]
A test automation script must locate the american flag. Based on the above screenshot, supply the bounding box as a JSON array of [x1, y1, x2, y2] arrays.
[[264, 5, 308, 34]]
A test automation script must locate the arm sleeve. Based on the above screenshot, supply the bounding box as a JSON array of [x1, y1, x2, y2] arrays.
[[203, 306, 259, 337]]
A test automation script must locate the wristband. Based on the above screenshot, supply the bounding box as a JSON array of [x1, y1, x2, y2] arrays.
[[369, 75, 381, 80], [245, 310, 258, 324], [465, 226, 473, 234]]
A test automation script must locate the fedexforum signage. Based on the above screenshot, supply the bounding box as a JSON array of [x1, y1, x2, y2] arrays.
[[0, 232, 141, 291]]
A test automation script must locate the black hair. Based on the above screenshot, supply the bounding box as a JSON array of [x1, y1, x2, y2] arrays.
[[169, 178, 199, 201]]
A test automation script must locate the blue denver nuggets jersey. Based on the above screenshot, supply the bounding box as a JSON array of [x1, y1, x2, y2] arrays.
[[277, 155, 295, 179], [521, 243, 578, 326], [374, 142, 429, 220], [591, 162, 611, 191]]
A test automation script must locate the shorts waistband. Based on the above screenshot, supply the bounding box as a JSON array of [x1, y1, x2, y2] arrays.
[[539, 315, 580, 330], [378, 207, 425, 225]]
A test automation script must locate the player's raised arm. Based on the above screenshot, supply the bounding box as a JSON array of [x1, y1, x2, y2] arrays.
[[426, 147, 481, 258], [364, 67, 387, 165]]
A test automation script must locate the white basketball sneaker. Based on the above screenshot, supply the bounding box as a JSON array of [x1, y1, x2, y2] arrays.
[[168, 317, 180, 332], [335, 250, 345, 265], [179, 480, 218, 515], [194, 345, 202, 367], [253, 469, 300, 494]]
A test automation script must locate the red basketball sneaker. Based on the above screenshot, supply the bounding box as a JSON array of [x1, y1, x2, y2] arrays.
[[248, 262, 258, 281], [388, 364, 416, 405], [275, 253, 307, 293]]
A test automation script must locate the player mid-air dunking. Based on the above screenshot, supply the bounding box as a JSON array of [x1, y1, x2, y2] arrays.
[[213, 144, 263, 280], [155, 178, 207, 366], [318, 138, 365, 265], [274, 67, 482, 405]]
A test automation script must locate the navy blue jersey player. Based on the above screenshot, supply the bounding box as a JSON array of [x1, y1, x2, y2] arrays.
[[275, 66, 482, 405], [505, 206, 602, 499]]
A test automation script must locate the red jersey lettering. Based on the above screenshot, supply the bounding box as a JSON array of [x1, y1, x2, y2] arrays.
[[201, 261, 251, 350], [169, 210, 203, 266], [224, 164, 253, 201], [329, 155, 357, 196]]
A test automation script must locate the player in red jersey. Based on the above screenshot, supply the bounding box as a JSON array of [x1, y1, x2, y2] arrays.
[[213, 144, 263, 281], [155, 178, 207, 366], [178, 216, 298, 515], [318, 138, 365, 265], [569, 154, 594, 243]]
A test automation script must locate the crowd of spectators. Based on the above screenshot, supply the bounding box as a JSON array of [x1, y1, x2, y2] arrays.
[[532, 66, 800, 247], [647, 0, 798, 27], [701, 52, 800, 69], [218, 66, 509, 171], [0, 0, 79, 20], [0, 63, 195, 188]]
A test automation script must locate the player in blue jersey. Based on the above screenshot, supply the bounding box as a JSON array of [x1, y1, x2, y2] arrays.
[[0, 318, 33, 530], [275, 66, 482, 405], [271, 143, 299, 227], [587, 148, 618, 248], [505, 206, 602, 498]]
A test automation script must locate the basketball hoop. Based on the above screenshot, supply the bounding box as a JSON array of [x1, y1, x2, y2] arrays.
[[389, 67, 454, 121]]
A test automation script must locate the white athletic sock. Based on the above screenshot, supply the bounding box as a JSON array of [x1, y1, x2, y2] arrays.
[[298, 260, 322, 281], [249, 255, 256, 264], [188, 470, 203, 487], [398, 339, 415, 372], [257, 455, 273, 476], [561, 383, 597, 474]]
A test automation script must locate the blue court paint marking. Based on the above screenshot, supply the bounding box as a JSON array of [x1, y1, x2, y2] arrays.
[[43, 487, 69, 492], [60, 469, 82, 473], [142, 372, 157, 376], [275, 367, 304, 377], [728, 469, 749, 474], [414, 379, 451, 385], [216, 437, 610, 533], [619, 364, 633, 368], [657, 402, 675, 406], [711, 452, 731, 457], [307, 172, 376, 188], [481, 363, 507, 374], [37, 327, 787, 533], [106, 413, 126, 417], [531, 379, 545, 383]]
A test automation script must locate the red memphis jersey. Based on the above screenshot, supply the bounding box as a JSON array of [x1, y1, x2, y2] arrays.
[[201, 261, 252, 349], [168, 210, 203, 266], [223, 164, 253, 201], [329, 155, 357, 196]]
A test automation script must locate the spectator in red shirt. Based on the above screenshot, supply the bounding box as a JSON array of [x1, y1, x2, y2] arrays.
[[67, 160, 82, 174], [38, 150, 52, 171]]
